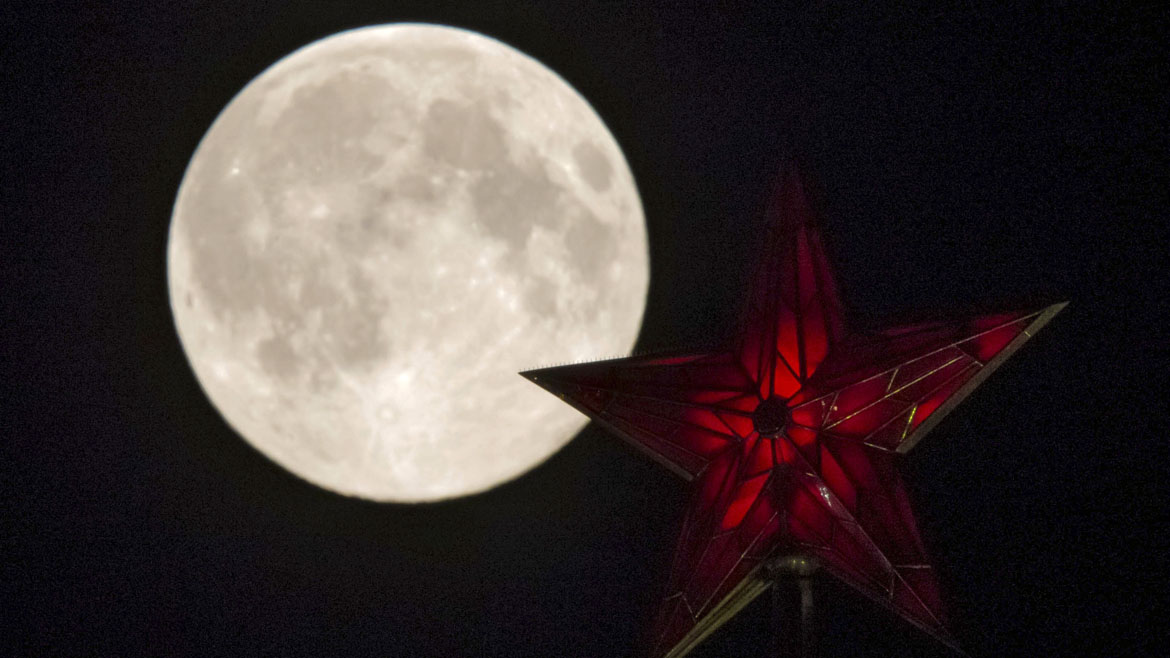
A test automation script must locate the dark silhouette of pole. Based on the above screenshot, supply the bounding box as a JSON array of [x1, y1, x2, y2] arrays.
[[768, 554, 820, 658]]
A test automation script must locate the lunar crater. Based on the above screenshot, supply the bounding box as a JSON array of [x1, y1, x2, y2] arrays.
[[573, 140, 613, 192]]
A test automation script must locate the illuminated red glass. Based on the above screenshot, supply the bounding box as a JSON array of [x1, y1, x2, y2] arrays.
[[522, 165, 1065, 658]]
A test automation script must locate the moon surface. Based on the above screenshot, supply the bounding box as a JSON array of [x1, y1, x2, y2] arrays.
[[167, 24, 648, 502]]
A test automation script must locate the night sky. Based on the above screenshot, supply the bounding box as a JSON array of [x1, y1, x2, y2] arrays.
[[5, 3, 1166, 657]]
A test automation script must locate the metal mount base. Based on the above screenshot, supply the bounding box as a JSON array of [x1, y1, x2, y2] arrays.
[[766, 554, 821, 658]]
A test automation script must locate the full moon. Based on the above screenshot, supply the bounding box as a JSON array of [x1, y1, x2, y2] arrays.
[[167, 24, 648, 502]]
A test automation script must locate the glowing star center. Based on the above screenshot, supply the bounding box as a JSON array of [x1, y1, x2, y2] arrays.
[[752, 396, 789, 438]]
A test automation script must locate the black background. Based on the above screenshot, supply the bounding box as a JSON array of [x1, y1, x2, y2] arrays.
[[4, 2, 1166, 657]]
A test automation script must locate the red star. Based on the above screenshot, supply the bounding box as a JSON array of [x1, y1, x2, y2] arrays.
[[522, 164, 1065, 657]]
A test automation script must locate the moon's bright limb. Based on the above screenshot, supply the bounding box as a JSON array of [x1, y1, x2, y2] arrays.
[[167, 24, 648, 502]]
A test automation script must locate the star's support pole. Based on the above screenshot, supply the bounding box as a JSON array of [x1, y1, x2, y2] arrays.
[[768, 555, 820, 658]]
